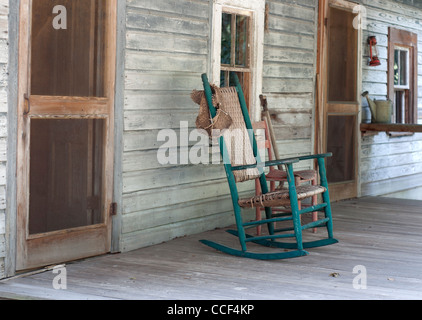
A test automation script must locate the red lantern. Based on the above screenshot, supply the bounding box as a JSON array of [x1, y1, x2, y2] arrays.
[[368, 36, 381, 66]]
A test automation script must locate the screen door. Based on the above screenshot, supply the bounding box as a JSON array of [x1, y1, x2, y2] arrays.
[[16, 0, 116, 270], [318, 0, 361, 202]]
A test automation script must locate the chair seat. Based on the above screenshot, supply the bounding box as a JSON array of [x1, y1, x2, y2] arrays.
[[266, 169, 317, 182], [294, 169, 318, 181], [239, 185, 326, 208]]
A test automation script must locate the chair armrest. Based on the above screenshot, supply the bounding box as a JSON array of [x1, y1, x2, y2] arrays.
[[231, 154, 331, 171], [231, 157, 299, 171], [264, 157, 299, 167], [297, 153, 333, 161]]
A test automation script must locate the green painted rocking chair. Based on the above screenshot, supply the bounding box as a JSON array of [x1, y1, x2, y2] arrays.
[[199, 73, 338, 260]]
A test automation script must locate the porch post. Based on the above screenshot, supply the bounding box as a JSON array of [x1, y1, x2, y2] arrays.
[[5, 0, 20, 277], [111, 0, 126, 253]]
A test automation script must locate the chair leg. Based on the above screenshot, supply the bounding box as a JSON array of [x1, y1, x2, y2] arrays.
[[312, 178, 318, 233], [270, 180, 276, 231], [233, 205, 248, 252], [317, 157, 335, 239], [287, 164, 304, 251], [255, 179, 262, 236], [295, 176, 302, 226]]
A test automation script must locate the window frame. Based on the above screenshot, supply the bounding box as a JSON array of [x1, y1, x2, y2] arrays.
[[210, 0, 265, 121], [220, 11, 251, 71], [388, 27, 418, 124]]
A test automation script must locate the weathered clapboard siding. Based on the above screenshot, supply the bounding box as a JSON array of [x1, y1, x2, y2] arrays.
[[120, 0, 257, 252], [262, 0, 317, 172], [121, 0, 322, 251], [120, 0, 320, 252], [0, 0, 7, 279], [383, 185, 422, 200], [361, 132, 422, 195], [360, 0, 422, 196]]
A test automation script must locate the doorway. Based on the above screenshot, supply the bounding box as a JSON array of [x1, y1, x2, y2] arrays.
[[317, 0, 361, 202], [16, 0, 117, 270]]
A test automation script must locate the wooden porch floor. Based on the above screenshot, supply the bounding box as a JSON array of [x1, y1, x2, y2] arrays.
[[1, 197, 422, 300]]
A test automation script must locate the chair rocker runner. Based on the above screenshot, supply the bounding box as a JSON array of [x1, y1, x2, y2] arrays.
[[198, 73, 338, 260]]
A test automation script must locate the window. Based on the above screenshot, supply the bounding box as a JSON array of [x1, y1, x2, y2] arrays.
[[394, 47, 409, 123], [220, 12, 251, 106], [221, 13, 250, 69], [388, 28, 418, 124], [211, 0, 265, 120]]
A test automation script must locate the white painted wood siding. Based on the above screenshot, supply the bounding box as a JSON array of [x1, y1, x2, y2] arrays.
[[262, 0, 317, 170], [361, 0, 422, 196], [0, 0, 8, 279]]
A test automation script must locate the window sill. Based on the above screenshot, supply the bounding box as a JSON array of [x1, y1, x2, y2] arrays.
[[360, 123, 422, 137]]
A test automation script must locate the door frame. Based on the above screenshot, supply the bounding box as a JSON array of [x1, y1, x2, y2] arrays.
[[316, 0, 362, 201], [15, 0, 117, 271]]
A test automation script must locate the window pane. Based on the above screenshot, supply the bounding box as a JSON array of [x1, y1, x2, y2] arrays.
[[221, 13, 232, 65], [220, 71, 246, 87], [400, 50, 408, 86], [235, 72, 250, 110], [327, 8, 358, 102], [31, 0, 106, 97], [29, 119, 104, 234], [395, 90, 405, 123], [235, 15, 248, 67], [220, 70, 229, 87], [394, 50, 399, 85]]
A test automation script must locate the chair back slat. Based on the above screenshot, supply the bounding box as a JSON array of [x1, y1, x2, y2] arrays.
[[219, 87, 260, 182], [201, 73, 266, 183]]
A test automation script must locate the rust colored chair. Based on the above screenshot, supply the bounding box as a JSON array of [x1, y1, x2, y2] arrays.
[[253, 102, 319, 235]]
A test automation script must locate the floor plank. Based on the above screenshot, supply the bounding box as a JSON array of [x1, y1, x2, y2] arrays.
[[0, 197, 421, 300]]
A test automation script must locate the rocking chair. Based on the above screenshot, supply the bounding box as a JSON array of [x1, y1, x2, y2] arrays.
[[252, 118, 319, 235], [198, 73, 338, 260]]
